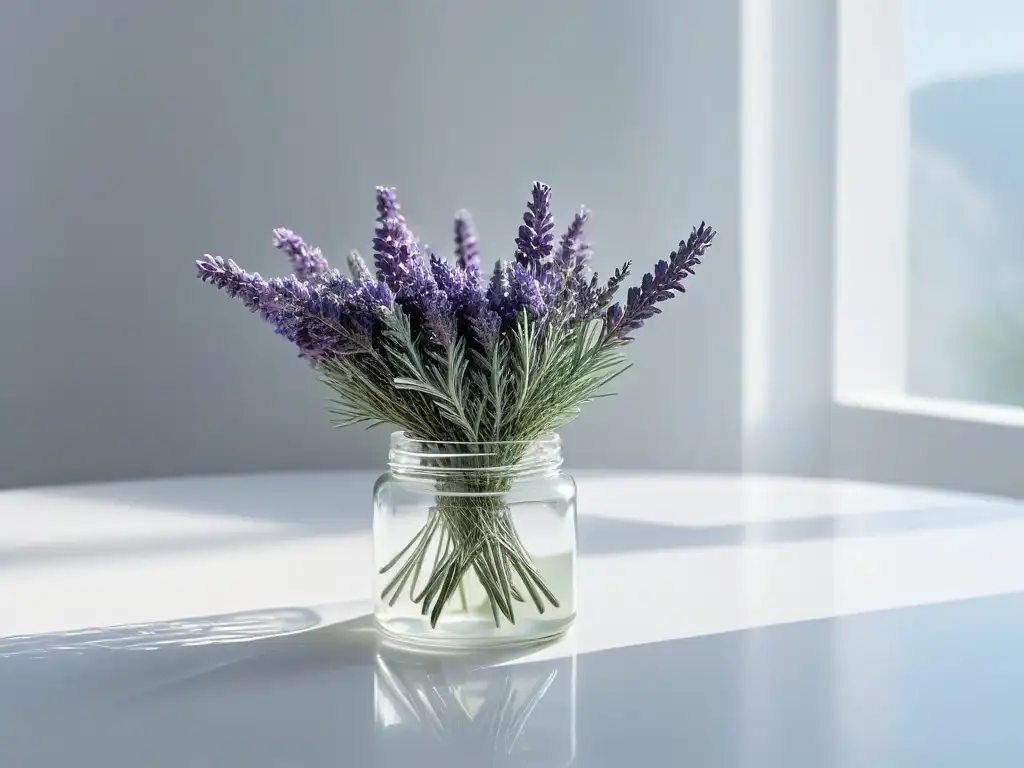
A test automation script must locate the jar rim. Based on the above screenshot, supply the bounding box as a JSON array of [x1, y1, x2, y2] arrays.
[[387, 431, 563, 479], [389, 431, 561, 449]]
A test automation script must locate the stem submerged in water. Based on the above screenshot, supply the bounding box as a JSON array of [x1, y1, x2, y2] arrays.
[[379, 493, 559, 628]]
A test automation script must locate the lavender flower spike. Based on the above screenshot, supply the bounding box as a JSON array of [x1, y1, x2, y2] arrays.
[[275, 275, 394, 362], [553, 207, 590, 273], [454, 210, 481, 275], [196, 255, 320, 357], [347, 249, 374, 282], [376, 184, 404, 222], [514, 181, 554, 271], [606, 222, 716, 341], [272, 228, 330, 281], [196, 255, 272, 315], [488, 260, 546, 321], [431, 253, 486, 317], [372, 186, 436, 300], [509, 261, 547, 320], [487, 260, 512, 315]]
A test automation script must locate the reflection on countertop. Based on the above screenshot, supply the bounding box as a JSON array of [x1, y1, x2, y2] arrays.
[[6, 591, 1024, 766]]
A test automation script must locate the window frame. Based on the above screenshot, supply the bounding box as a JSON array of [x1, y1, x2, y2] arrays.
[[830, 0, 1024, 497], [742, 0, 1024, 498]]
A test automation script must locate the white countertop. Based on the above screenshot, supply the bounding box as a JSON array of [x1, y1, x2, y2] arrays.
[[3, 471, 1024, 766]]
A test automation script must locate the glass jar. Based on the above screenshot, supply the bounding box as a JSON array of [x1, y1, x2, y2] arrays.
[[372, 431, 577, 649]]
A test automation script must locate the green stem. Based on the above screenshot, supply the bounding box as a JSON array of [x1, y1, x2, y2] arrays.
[[377, 446, 561, 627]]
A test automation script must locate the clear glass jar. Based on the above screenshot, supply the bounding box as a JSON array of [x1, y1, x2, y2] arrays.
[[372, 431, 577, 649]]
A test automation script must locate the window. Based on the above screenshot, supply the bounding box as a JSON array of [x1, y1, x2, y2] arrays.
[[906, 0, 1024, 408], [832, 0, 1024, 497]]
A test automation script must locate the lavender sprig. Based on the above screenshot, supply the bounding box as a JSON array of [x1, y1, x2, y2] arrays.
[[347, 249, 374, 282], [544, 208, 598, 325], [552, 207, 590, 274], [282, 276, 392, 360], [514, 182, 554, 272], [196, 182, 716, 634], [605, 223, 716, 341], [487, 260, 512, 315], [507, 262, 547, 320], [431, 254, 488, 317], [196, 255, 272, 314], [485, 260, 546, 322], [272, 228, 330, 281], [199, 185, 713, 372], [372, 187, 457, 344], [195, 255, 316, 353], [372, 187, 428, 296], [197, 254, 392, 362], [595, 261, 632, 312], [454, 210, 481, 276]]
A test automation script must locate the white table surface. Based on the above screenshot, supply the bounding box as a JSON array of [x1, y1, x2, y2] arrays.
[[3, 471, 1024, 766]]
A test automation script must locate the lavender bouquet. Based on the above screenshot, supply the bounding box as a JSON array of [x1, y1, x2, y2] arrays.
[[197, 183, 714, 628]]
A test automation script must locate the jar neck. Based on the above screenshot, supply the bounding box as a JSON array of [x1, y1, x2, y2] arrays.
[[387, 432, 562, 483]]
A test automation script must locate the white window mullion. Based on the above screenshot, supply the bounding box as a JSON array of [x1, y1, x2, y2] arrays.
[[833, 0, 910, 399]]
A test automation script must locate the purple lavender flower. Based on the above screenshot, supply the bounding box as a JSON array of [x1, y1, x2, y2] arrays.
[[540, 207, 595, 319], [263, 275, 320, 356], [276, 276, 394, 360], [371, 187, 458, 347], [372, 187, 437, 301], [198, 252, 394, 362], [360, 279, 394, 312], [488, 260, 546, 321], [552, 208, 590, 274], [272, 228, 330, 281], [315, 269, 358, 298], [453, 211, 481, 276], [304, 283, 378, 352], [298, 292, 345, 358], [256, 275, 350, 362], [199, 183, 714, 378], [431, 254, 486, 316], [509, 262, 547, 320], [195, 259, 319, 359], [605, 223, 716, 341], [595, 261, 631, 311], [487, 260, 512, 315], [430, 253, 465, 299], [197, 255, 274, 316], [514, 182, 554, 272], [557, 271, 605, 327], [523, 206, 602, 328]]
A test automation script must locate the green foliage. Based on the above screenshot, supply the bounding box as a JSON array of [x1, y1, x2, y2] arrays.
[[319, 305, 631, 629], [319, 307, 631, 444]]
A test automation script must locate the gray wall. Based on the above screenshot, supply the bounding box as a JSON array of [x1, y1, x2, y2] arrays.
[[0, 0, 741, 488]]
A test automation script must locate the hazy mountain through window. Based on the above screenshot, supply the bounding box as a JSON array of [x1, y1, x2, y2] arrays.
[[907, 0, 1024, 407]]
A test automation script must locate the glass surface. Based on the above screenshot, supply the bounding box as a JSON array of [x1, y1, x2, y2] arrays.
[[372, 432, 577, 649], [907, 0, 1024, 407], [374, 641, 576, 766]]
